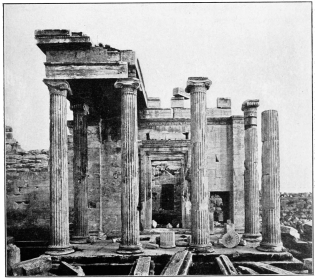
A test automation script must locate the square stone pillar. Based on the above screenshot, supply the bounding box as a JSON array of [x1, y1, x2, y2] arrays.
[[114, 78, 143, 254], [185, 77, 214, 253], [70, 102, 89, 244], [44, 79, 74, 255]]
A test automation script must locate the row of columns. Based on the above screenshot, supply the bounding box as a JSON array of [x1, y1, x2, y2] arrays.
[[43, 76, 282, 256], [242, 101, 283, 252]]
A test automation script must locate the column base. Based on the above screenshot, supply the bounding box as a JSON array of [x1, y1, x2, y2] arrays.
[[70, 236, 89, 244], [243, 233, 262, 242], [117, 244, 144, 255], [45, 245, 75, 256], [189, 244, 215, 253], [256, 242, 283, 252]]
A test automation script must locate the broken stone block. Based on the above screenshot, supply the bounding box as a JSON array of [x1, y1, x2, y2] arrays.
[[143, 243, 159, 249], [160, 232, 176, 248], [58, 261, 85, 276], [281, 225, 300, 239], [7, 244, 21, 276], [221, 231, 240, 248], [152, 220, 157, 228], [12, 255, 52, 276], [303, 258, 313, 273], [239, 239, 247, 246]]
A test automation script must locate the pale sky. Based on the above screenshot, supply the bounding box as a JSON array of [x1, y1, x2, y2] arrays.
[[4, 3, 312, 192]]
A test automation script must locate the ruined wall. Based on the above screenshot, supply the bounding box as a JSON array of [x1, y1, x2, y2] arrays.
[[6, 126, 50, 240], [68, 122, 122, 237]]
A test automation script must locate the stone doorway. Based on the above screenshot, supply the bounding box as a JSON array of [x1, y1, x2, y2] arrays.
[[151, 162, 182, 228]]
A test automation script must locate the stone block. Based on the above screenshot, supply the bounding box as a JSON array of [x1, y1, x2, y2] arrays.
[[12, 255, 52, 276], [143, 243, 159, 249], [7, 244, 21, 276], [281, 225, 300, 239], [217, 98, 231, 109], [171, 97, 185, 108], [147, 97, 161, 108], [303, 258, 313, 272], [160, 232, 176, 248], [173, 87, 189, 99]]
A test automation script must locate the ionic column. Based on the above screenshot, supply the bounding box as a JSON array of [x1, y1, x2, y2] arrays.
[[70, 102, 89, 244], [185, 77, 214, 253], [114, 78, 143, 254], [44, 79, 74, 255], [242, 100, 262, 242], [257, 110, 283, 252]]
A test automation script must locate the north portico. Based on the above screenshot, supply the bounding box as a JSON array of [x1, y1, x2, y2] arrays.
[[35, 29, 280, 255]]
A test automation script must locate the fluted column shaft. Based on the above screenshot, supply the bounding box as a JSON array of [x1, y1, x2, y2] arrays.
[[185, 77, 214, 253], [44, 79, 74, 255], [71, 103, 89, 243], [257, 110, 283, 252], [115, 78, 143, 254], [242, 100, 261, 241]]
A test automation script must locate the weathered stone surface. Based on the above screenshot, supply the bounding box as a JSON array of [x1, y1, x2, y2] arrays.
[[303, 258, 313, 273], [258, 110, 283, 252], [7, 244, 21, 276], [221, 231, 240, 248], [215, 255, 238, 275], [217, 98, 231, 109], [242, 99, 261, 241], [12, 255, 52, 276], [281, 225, 300, 239], [71, 102, 89, 244], [160, 232, 176, 248], [133, 256, 151, 276], [161, 250, 190, 275], [147, 97, 161, 108], [115, 78, 142, 254], [43, 79, 74, 255], [186, 77, 213, 253]]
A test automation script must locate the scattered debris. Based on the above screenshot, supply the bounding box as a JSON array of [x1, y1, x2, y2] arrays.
[[12, 255, 52, 276]]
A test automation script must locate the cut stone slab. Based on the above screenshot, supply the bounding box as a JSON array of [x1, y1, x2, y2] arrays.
[[242, 261, 295, 275], [12, 255, 52, 276], [134, 256, 151, 276], [58, 261, 85, 276], [161, 250, 190, 275], [160, 232, 176, 249], [215, 255, 238, 275], [237, 265, 259, 275]]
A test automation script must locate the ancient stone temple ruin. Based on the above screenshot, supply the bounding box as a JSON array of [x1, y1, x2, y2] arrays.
[[5, 29, 312, 276]]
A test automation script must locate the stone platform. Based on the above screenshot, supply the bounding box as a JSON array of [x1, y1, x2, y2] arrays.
[[43, 234, 306, 275]]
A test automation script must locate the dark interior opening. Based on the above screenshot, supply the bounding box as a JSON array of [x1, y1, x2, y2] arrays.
[[161, 184, 174, 210], [210, 191, 230, 224]]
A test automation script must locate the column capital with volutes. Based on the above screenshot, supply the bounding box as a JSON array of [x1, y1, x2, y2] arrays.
[[70, 102, 89, 115], [242, 99, 260, 128], [185, 77, 212, 93], [114, 78, 140, 91], [43, 79, 72, 97], [241, 99, 260, 112]]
